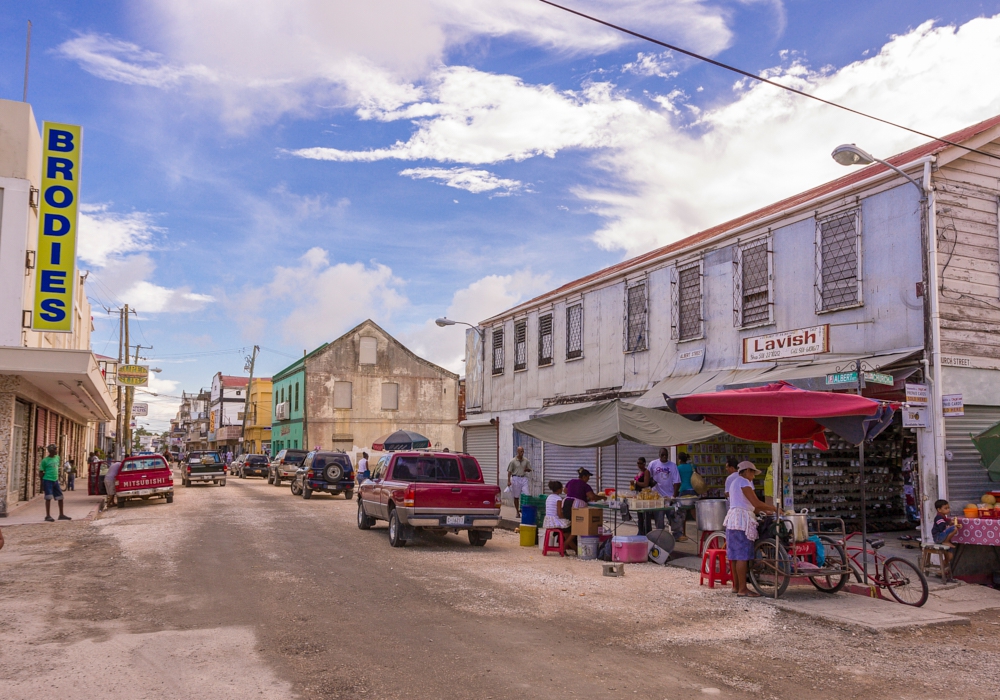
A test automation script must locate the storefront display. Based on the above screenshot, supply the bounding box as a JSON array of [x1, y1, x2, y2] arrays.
[[680, 435, 771, 497]]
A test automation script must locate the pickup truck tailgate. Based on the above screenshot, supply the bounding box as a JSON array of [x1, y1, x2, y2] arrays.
[[414, 484, 498, 510]]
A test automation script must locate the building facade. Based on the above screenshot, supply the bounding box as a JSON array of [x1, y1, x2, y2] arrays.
[[271, 320, 462, 456], [243, 376, 272, 455], [465, 116, 1000, 534], [209, 373, 248, 453]]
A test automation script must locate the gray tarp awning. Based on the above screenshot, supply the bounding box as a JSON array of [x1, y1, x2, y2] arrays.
[[632, 366, 775, 408], [512, 399, 722, 448], [719, 348, 922, 391]]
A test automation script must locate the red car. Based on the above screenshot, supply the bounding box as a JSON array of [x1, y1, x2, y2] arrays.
[[357, 452, 500, 547], [115, 455, 174, 507]]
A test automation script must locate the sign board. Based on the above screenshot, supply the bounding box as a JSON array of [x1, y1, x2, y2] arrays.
[[905, 383, 929, 405], [743, 324, 829, 363], [678, 348, 704, 361], [825, 371, 894, 387], [32, 123, 83, 333], [116, 364, 149, 387], [943, 394, 965, 417], [902, 407, 929, 428], [131, 403, 148, 416]]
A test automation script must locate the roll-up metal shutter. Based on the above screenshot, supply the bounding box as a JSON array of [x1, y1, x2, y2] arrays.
[[543, 444, 597, 493], [599, 440, 660, 493], [513, 430, 543, 498], [464, 426, 499, 487], [946, 405, 1000, 506]]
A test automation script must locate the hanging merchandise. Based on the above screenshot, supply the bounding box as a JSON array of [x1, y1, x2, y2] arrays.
[[678, 435, 771, 497]]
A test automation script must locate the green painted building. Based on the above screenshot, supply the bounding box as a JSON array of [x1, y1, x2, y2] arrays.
[[271, 344, 327, 453]]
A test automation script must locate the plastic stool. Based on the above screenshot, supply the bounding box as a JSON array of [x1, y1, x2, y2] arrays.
[[700, 548, 732, 588], [542, 528, 568, 557], [790, 541, 817, 565]]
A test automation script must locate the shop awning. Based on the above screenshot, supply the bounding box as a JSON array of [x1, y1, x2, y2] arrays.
[[633, 366, 775, 408], [0, 347, 117, 422], [512, 399, 721, 448], [720, 347, 922, 391]]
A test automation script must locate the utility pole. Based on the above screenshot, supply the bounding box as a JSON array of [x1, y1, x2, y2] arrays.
[[116, 307, 124, 458], [240, 345, 259, 455], [123, 305, 132, 455], [23, 20, 31, 102]]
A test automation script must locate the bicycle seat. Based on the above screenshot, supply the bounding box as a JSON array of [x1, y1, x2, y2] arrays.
[[866, 537, 885, 550]]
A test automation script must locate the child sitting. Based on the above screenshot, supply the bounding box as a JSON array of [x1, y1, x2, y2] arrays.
[[931, 499, 957, 581]]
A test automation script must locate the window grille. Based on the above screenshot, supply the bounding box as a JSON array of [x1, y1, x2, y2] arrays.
[[678, 265, 702, 341], [492, 327, 505, 375], [538, 314, 553, 366], [566, 304, 583, 359], [624, 282, 648, 352], [733, 237, 772, 327], [817, 209, 862, 311], [514, 320, 527, 371], [294, 383, 299, 412]]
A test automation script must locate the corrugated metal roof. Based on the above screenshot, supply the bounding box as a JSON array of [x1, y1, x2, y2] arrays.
[[483, 113, 1000, 324], [219, 375, 249, 388]]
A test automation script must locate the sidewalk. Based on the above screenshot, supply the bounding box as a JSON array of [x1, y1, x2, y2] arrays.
[[2, 487, 104, 526]]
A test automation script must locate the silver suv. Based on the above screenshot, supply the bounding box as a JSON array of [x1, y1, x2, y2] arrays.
[[268, 449, 308, 486]]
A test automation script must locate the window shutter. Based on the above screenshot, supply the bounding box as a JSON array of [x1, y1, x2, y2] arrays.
[[333, 381, 352, 409], [381, 383, 398, 411], [359, 336, 377, 365]]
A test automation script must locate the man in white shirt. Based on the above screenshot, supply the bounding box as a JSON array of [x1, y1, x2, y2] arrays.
[[506, 446, 533, 517], [648, 448, 687, 541]]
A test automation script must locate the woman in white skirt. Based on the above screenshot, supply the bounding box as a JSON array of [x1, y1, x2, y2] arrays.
[[543, 480, 576, 552]]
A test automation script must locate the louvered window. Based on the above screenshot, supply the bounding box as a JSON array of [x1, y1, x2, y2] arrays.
[[538, 314, 553, 366], [566, 304, 583, 359], [492, 328, 504, 375], [678, 265, 702, 341], [734, 237, 772, 327], [624, 282, 648, 352], [817, 209, 862, 311], [514, 320, 527, 371]]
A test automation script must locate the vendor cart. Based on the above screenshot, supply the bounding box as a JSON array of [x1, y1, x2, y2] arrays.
[[748, 514, 853, 597]]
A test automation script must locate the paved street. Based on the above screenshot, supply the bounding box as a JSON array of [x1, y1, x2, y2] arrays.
[[3, 474, 1000, 700]]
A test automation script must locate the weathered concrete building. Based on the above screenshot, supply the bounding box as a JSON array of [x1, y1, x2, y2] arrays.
[[271, 320, 461, 456]]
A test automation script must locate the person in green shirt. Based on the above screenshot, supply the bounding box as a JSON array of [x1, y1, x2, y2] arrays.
[[39, 444, 70, 522]]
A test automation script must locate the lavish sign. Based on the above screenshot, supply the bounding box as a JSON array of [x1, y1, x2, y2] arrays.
[[32, 123, 83, 333], [743, 324, 829, 363]]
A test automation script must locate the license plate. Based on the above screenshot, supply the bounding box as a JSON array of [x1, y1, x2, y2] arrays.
[[446, 516, 465, 525], [136, 489, 152, 496], [326, 485, 339, 490]]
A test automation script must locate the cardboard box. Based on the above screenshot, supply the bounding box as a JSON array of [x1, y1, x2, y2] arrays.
[[571, 507, 603, 536]]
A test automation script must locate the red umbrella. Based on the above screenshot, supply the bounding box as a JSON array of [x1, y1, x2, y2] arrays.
[[665, 382, 891, 449]]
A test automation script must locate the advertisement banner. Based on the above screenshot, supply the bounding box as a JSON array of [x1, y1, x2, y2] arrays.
[[32, 123, 83, 333], [743, 324, 829, 363], [902, 407, 929, 428], [117, 364, 149, 387], [131, 403, 149, 416], [905, 383, 929, 405], [943, 394, 965, 417]]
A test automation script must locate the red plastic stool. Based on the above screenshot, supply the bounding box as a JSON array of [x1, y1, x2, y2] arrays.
[[700, 548, 732, 588], [542, 528, 568, 557], [790, 541, 817, 565]]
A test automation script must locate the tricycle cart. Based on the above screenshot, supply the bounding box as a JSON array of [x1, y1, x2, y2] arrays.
[[749, 514, 852, 598]]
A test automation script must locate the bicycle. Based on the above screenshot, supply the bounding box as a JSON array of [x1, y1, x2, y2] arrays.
[[841, 532, 929, 607]]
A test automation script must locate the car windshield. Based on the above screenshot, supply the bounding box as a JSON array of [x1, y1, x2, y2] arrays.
[[121, 457, 167, 471], [284, 453, 307, 464], [247, 456, 268, 464], [391, 456, 462, 483], [189, 452, 221, 464]]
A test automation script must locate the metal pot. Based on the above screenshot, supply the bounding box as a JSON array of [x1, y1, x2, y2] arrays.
[[781, 509, 810, 543], [695, 499, 728, 532]]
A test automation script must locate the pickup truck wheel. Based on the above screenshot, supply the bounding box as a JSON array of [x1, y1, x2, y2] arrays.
[[357, 501, 374, 530], [117, 498, 126, 509], [388, 509, 406, 547], [468, 531, 488, 547], [165, 495, 173, 503], [302, 484, 312, 499]]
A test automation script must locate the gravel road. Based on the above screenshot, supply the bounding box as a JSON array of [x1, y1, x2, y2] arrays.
[[1, 473, 998, 699]]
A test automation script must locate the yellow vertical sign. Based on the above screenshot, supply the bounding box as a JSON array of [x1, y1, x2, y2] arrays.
[[32, 122, 83, 333]]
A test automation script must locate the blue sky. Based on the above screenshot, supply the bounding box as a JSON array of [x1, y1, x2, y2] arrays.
[[3, 0, 1000, 429]]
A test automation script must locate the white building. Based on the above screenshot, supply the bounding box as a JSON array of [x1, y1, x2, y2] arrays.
[[0, 99, 116, 515], [209, 373, 248, 453], [463, 115, 1000, 534]]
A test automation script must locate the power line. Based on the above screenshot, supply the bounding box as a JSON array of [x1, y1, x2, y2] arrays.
[[260, 346, 298, 359], [538, 0, 1000, 162]]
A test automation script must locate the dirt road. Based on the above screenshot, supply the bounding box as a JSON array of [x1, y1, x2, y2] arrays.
[[2, 474, 998, 699]]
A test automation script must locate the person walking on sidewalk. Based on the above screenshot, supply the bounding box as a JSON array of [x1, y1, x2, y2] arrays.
[[507, 446, 533, 518], [65, 459, 76, 491], [40, 445, 71, 522]]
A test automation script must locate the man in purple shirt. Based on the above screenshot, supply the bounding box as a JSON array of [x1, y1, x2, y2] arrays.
[[647, 448, 688, 541]]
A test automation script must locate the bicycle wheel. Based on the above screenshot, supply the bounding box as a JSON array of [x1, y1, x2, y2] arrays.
[[702, 530, 727, 554], [750, 539, 791, 598], [809, 536, 850, 594], [883, 557, 929, 607]]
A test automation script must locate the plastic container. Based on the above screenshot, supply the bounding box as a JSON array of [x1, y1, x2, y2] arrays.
[[538, 528, 550, 551], [520, 524, 537, 547], [520, 494, 548, 512], [964, 505, 980, 518], [521, 505, 538, 526], [612, 535, 649, 563], [578, 535, 599, 560]]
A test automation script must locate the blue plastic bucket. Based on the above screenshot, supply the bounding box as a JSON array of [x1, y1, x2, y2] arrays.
[[578, 535, 600, 560], [521, 505, 538, 526]]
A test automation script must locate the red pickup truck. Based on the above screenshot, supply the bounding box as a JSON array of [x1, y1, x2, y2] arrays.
[[357, 452, 500, 547], [114, 454, 174, 507]]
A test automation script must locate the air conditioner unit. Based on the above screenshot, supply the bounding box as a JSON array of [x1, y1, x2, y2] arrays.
[[275, 402, 290, 420]]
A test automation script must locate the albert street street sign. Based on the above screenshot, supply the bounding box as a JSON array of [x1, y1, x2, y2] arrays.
[[825, 371, 894, 387]]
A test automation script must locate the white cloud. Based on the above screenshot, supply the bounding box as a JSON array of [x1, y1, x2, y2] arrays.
[[401, 270, 552, 373], [622, 52, 678, 78], [134, 374, 183, 431], [78, 204, 160, 267], [57, 34, 216, 89], [399, 167, 525, 195]]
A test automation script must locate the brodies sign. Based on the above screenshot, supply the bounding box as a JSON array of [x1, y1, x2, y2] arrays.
[[32, 123, 83, 333], [743, 324, 830, 363]]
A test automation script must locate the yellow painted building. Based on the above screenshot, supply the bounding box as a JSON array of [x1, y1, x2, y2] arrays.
[[242, 377, 272, 455]]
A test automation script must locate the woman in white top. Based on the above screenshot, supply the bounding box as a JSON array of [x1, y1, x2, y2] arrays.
[[722, 461, 777, 597], [542, 480, 577, 552]]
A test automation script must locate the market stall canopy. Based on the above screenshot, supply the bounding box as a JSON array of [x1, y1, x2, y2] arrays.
[[512, 399, 722, 448], [371, 430, 431, 451], [971, 421, 1000, 482], [633, 366, 775, 408], [665, 381, 896, 449]]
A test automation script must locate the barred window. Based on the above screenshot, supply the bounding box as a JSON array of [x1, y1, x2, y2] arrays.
[[538, 314, 553, 366], [566, 304, 583, 359], [678, 266, 702, 341], [514, 320, 527, 371], [735, 238, 771, 327], [625, 283, 648, 352], [492, 327, 505, 375], [818, 210, 861, 311]]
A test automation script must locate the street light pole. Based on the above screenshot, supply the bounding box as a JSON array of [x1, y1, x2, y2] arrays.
[[435, 317, 486, 411]]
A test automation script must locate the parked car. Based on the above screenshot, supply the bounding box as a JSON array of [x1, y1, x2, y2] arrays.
[[290, 451, 355, 499], [113, 454, 174, 508], [239, 454, 270, 479], [182, 451, 228, 487], [357, 452, 500, 547], [269, 449, 308, 486]]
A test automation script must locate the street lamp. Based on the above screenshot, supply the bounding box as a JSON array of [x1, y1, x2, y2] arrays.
[[150, 367, 163, 373], [831, 144, 923, 195], [435, 317, 484, 337]]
